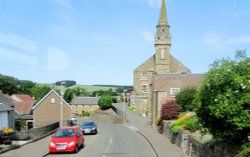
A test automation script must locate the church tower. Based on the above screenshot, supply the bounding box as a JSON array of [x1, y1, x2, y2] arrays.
[[155, 0, 171, 74]]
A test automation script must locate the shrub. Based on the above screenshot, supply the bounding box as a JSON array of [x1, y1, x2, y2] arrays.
[[3, 128, 14, 135], [160, 99, 181, 120], [128, 106, 136, 111], [171, 113, 201, 134], [236, 142, 250, 157], [98, 95, 113, 109], [175, 87, 197, 112], [195, 51, 250, 143]]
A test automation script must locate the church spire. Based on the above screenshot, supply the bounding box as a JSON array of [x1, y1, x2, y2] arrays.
[[158, 0, 168, 26]]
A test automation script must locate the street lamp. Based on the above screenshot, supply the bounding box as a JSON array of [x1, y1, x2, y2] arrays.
[[60, 82, 65, 127]]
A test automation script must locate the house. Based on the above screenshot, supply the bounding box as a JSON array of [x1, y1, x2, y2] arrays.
[[70, 97, 99, 114], [151, 74, 204, 124], [10, 94, 36, 115], [0, 92, 15, 129], [32, 89, 73, 128]]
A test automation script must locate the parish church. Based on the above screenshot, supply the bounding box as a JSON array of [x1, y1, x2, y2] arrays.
[[133, 0, 203, 124]]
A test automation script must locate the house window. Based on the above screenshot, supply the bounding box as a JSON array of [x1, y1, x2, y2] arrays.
[[170, 88, 180, 95], [141, 85, 147, 93], [51, 98, 55, 104]]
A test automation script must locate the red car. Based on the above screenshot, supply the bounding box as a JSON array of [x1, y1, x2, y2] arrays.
[[49, 126, 84, 153]]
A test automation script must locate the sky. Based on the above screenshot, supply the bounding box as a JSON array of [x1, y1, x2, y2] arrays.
[[0, 0, 250, 85]]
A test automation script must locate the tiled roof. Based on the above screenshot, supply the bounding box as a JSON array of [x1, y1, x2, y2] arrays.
[[10, 94, 36, 115], [71, 97, 98, 105], [11, 94, 35, 102]]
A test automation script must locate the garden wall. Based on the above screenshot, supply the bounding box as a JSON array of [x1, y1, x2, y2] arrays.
[[12, 122, 59, 140], [162, 121, 239, 157]]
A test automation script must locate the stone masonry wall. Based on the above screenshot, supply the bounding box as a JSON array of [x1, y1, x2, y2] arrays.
[[161, 121, 239, 157]]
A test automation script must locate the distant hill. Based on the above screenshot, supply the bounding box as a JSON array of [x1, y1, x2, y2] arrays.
[[40, 84, 120, 93]]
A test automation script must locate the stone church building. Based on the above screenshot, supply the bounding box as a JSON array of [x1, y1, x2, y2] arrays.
[[133, 0, 203, 124]]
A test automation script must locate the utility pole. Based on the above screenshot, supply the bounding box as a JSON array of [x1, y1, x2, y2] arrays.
[[60, 82, 65, 127]]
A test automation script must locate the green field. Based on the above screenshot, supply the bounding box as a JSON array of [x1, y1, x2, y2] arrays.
[[67, 85, 117, 93], [40, 84, 118, 93]]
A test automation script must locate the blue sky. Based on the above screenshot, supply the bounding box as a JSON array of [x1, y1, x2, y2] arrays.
[[0, 0, 250, 85]]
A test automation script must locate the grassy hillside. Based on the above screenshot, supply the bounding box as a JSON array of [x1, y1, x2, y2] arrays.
[[39, 84, 118, 93]]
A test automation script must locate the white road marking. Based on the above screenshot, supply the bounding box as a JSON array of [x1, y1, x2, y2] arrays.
[[127, 125, 139, 132], [109, 138, 113, 144], [103, 137, 113, 157]]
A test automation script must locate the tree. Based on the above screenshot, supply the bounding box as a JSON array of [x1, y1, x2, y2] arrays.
[[31, 85, 51, 101], [18, 80, 36, 95], [0, 74, 19, 95], [63, 87, 89, 103], [175, 87, 197, 112], [63, 88, 75, 103], [98, 95, 113, 110], [55, 80, 76, 87], [195, 50, 250, 143]]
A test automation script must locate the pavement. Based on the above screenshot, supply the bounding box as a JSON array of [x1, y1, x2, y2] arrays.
[[125, 107, 188, 157], [0, 105, 188, 157]]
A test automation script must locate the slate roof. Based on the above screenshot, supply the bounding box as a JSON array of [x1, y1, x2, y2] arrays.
[[71, 97, 98, 105], [0, 92, 14, 111]]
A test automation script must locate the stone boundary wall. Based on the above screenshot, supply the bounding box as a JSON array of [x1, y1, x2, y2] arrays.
[[111, 103, 125, 118], [162, 121, 239, 157], [12, 122, 59, 140]]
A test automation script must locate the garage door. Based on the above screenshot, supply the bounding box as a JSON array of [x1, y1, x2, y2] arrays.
[[0, 111, 8, 129]]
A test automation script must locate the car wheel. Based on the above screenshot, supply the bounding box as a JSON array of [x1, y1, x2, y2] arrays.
[[75, 145, 79, 153], [80, 140, 84, 148]]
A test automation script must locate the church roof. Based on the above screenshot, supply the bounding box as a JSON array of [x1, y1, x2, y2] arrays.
[[134, 55, 154, 72], [134, 54, 190, 74], [170, 55, 191, 73], [158, 0, 168, 26]]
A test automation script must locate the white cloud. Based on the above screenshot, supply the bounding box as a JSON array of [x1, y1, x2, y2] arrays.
[[0, 48, 38, 65], [47, 46, 69, 71], [141, 31, 154, 43], [0, 33, 37, 53], [202, 32, 250, 48]]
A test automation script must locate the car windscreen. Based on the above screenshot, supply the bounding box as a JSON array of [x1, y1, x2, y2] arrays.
[[55, 129, 74, 138], [82, 122, 95, 126]]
